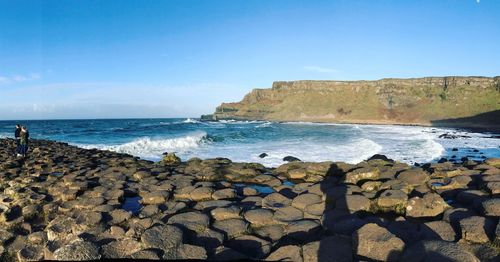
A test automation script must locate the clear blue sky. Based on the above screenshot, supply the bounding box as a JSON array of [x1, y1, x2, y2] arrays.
[[0, 0, 499, 119]]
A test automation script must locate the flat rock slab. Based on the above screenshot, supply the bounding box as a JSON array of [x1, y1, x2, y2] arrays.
[[211, 206, 242, 221], [244, 208, 274, 226], [274, 206, 304, 223], [140, 225, 183, 251], [401, 240, 479, 262], [481, 198, 500, 217], [302, 235, 353, 262], [292, 193, 323, 210], [420, 221, 457, 242], [352, 223, 405, 261], [53, 240, 101, 260], [406, 193, 449, 218], [459, 216, 495, 243], [285, 219, 322, 242], [168, 211, 210, 233], [262, 193, 292, 209], [226, 235, 272, 259], [266, 245, 302, 262], [212, 218, 248, 239]]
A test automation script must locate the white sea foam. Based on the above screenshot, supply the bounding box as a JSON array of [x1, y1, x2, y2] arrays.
[[256, 122, 272, 128], [182, 118, 200, 124], [76, 131, 208, 159]]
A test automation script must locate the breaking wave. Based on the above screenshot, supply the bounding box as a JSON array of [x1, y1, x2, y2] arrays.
[[76, 131, 209, 159]]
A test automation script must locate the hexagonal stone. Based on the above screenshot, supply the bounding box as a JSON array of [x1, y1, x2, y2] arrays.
[[459, 216, 495, 243], [244, 208, 274, 226], [292, 193, 322, 210], [226, 235, 271, 259], [175, 244, 207, 260], [168, 211, 210, 233], [212, 218, 248, 239], [254, 224, 284, 242], [336, 194, 372, 213], [242, 187, 259, 196], [101, 239, 143, 258], [360, 181, 383, 192], [397, 169, 429, 186], [305, 202, 326, 216], [376, 190, 408, 214], [109, 209, 132, 224], [140, 192, 167, 205], [190, 187, 214, 201], [302, 235, 353, 262], [140, 225, 183, 251], [210, 206, 242, 220], [285, 220, 322, 242], [481, 198, 500, 217], [400, 240, 479, 262], [420, 221, 457, 242], [406, 193, 449, 218], [46, 216, 76, 242], [212, 188, 237, 200], [266, 245, 302, 262], [53, 240, 101, 260], [352, 223, 405, 261], [344, 167, 380, 184], [262, 193, 292, 209], [273, 206, 304, 223], [191, 228, 224, 251]]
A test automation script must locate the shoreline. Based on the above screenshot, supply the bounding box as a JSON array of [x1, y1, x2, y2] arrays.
[[0, 138, 499, 261], [204, 117, 500, 133]]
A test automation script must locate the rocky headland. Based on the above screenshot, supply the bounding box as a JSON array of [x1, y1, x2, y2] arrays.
[[204, 76, 500, 130], [0, 138, 499, 261]]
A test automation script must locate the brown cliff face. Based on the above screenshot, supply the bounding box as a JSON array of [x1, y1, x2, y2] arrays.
[[210, 76, 500, 128]]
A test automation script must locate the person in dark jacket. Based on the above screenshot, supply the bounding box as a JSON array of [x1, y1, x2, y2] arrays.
[[19, 126, 29, 157], [14, 124, 21, 156]]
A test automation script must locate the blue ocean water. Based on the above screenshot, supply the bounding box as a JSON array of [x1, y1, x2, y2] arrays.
[[1, 118, 499, 167]]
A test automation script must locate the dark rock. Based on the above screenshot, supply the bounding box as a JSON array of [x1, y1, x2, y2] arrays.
[[259, 153, 268, 158], [266, 245, 302, 262], [352, 223, 405, 261], [400, 240, 479, 262], [283, 156, 301, 162], [53, 240, 101, 260], [226, 235, 271, 259], [302, 235, 353, 262], [284, 219, 322, 242], [420, 221, 457, 242], [140, 225, 183, 252], [459, 216, 495, 243], [368, 154, 393, 162]]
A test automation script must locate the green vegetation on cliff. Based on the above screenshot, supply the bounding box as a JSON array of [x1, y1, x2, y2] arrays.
[[209, 76, 500, 128]]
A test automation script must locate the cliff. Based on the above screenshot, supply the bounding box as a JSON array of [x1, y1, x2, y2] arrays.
[[208, 76, 500, 128]]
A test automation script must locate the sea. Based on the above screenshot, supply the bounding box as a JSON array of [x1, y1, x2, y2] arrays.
[[1, 118, 499, 167]]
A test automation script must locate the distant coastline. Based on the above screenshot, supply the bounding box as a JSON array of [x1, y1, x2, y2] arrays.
[[204, 76, 500, 131]]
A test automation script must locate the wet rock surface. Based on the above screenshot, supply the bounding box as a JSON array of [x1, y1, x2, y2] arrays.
[[0, 138, 498, 261]]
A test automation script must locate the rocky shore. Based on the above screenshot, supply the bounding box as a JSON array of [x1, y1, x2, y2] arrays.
[[0, 138, 499, 261]]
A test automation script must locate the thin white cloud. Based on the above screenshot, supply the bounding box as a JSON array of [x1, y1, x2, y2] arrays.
[[0, 73, 41, 85], [303, 66, 339, 74]]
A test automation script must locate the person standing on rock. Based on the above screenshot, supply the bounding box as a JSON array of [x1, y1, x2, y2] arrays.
[[19, 126, 30, 158], [14, 124, 22, 157]]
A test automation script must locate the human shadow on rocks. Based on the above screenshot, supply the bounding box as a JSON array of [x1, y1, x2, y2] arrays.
[[316, 154, 481, 262]]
